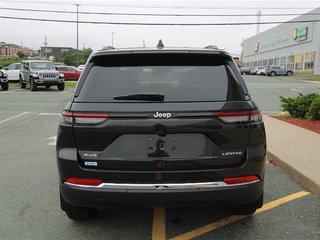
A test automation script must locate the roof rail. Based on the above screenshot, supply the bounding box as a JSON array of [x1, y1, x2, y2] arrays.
[[101, 46, 115, 50], [204, 45, 219, 50]]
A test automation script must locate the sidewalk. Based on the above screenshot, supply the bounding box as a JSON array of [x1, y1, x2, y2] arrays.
[[263, 115, 320, 197]]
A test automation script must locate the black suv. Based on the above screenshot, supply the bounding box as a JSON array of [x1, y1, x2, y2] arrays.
[[57, 46, 266, 220]]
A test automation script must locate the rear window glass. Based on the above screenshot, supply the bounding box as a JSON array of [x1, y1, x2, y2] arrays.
[[75, 54, 243, 102]]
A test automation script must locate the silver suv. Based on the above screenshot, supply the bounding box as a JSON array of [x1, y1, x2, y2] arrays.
[[20, 60, 65, 91], [266, 66, 293, 76]]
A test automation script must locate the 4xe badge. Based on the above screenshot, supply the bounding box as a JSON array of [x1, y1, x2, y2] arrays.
[[154, 112, 172, 119]]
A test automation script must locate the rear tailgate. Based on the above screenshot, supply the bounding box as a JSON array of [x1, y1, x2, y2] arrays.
[[70, 102, 254, 171]]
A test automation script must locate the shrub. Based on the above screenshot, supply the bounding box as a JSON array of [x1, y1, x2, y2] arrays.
[[308, 96, 320, 120], [280, 93, 319, 118]]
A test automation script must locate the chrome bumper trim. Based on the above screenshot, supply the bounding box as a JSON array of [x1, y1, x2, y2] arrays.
[[64, 180, 260, 190]]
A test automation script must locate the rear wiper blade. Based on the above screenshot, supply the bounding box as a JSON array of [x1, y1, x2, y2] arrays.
[[113, 93, 164, 101]]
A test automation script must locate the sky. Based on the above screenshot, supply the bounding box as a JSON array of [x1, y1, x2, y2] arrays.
[[0, 0, 319, 55]]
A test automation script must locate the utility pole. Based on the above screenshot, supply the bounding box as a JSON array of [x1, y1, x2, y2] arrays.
[[43, 36, 48, 58], [256, 10, 261, 35], [76, 4, 79, 66]]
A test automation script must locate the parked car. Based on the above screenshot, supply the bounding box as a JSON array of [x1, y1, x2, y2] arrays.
[[57, 45, 266, 220], [0, 70, 9, 90], [19, 60, 65, 91], [250, 67, 259, 75], [56, 66, 81, 81], [256, 67, 267, 75], [266, 66, 293, 76], [4, 63, 21, 82], [239, 67, 251, 75], [78, 64, 85, 71]]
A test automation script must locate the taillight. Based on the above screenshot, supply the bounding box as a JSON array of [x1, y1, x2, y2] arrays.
[[65, 177, 103, 186], [216, 111, 262, 123], [61, 111, 109, 124], [223, 175, 259, 185]]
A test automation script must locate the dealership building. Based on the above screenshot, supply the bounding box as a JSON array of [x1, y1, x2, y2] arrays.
[[242, 7, 320, 75]]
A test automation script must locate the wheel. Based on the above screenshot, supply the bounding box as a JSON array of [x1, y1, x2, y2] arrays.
[[30, 78, 37, 91], [287, 71, 292, 76], [57, 82, 65, 91], [242, 72, 246, 75], [229, 193, 263, 215], [1, 82, 8, 91], [60, 194, 97, 221], [270, 71, 276, 77], [20, 75, 26, 89]]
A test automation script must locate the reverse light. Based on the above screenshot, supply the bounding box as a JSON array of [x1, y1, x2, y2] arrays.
[[65, 177, 103, 186], [223, 175, 259, 185], [61, 111, 109, 124], [216, 111, 262, 123]]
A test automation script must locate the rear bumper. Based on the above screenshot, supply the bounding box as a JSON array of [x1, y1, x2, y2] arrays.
[[60, 180, 263, 208]]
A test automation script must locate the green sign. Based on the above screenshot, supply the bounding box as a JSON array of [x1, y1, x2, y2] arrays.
[[293, 27, 308, 42]]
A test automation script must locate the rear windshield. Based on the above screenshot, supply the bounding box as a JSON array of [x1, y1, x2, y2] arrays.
[[75, 54, 244, 102]]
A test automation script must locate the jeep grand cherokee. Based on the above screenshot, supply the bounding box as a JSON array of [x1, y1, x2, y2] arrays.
[[57, 46, 266, 220]]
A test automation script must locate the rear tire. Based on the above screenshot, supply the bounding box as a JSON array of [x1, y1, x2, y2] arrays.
[[287, 71, 292, 76], [1, 82, 8, 91], [270, 71, 276, 77], [57, 82, 65, 91], [60, 194, 97, 221], [229, 193, 263, 215], [20, 76, 26, 89]]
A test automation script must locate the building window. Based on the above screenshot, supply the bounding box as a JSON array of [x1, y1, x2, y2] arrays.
[[258, 60, 263, 66], [287, 55, 295, 70], [263, 59, 268, 66], [304, 52, 315, 71], [274, 57, 279, 66], [295, 54, 304, 71], [267, 59, 273, 66], [279, 56, 286, 67]]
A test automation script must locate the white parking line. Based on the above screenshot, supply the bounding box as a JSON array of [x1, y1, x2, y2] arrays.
[[39, 113, 60, 116], [46, 136, 57, 146], [291, 88, 304, 92]]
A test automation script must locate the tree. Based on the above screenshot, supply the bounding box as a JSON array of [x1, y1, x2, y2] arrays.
[[16, 51, 25, 58], [56, 48, 93, 66]]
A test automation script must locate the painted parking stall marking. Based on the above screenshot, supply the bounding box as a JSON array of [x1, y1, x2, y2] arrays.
[[150, 191, 310, 240], [0, 112, 31, 124], [46, 136, 57, 146]]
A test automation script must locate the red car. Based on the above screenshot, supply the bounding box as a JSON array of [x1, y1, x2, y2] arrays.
[[56, 66, 81, 81]]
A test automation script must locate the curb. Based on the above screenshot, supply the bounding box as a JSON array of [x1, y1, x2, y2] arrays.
[[267, 151, 320, 198]]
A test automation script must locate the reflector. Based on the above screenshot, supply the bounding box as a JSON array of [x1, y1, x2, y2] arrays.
[[65, 178, 103, 186], [223, 175, 259, 184]]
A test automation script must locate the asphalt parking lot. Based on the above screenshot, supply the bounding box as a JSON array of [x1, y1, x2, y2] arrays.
[[0, 84, 319, 240]]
